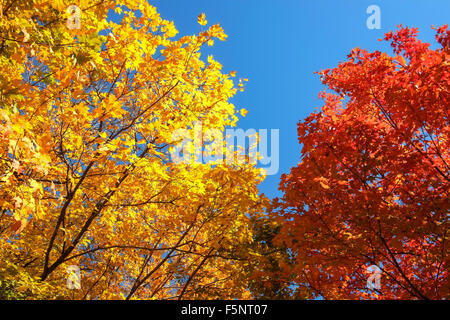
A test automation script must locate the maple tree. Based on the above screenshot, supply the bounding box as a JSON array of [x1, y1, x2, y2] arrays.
[[244, 217, 294, 299], [273, 25, 449, 300], [0, 0, 268, 299]]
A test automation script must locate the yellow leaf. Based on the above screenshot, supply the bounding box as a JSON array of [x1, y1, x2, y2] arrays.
[[197, 13, 207, 26]]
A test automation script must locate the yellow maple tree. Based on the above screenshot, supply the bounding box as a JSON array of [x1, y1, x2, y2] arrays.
[[0, 0, 267, 299]]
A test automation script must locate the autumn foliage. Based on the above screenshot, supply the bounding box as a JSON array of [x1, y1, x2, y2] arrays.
[[273, 26, 449, 299], [1, 0, 448, 301], [0, 0, 268, 299]]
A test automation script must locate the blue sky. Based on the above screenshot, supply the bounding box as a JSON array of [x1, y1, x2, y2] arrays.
[[150, 0, 450, 198]]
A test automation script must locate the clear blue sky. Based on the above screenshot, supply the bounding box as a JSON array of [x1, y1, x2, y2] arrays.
[[150, 0, 449, 198]]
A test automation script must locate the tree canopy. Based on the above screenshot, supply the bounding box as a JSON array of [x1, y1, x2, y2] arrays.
[[0, 0, 267, 299], [272, 25, 449, 300], [0, 0, 448, 301]]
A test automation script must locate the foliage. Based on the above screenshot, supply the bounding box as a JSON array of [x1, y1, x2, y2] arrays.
[[246, 216, 298, 299], [273, 25, 450, 300], [0, 0, 267, 299]]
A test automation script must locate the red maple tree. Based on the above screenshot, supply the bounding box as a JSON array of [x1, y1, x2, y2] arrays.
[[273, 25, 450, 300]]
